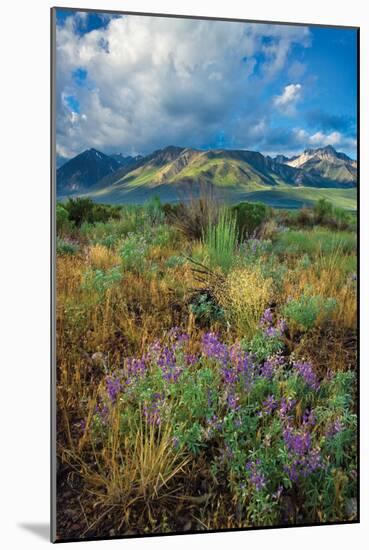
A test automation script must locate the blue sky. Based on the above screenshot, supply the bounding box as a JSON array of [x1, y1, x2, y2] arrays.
[[55, 9, 357, 160]]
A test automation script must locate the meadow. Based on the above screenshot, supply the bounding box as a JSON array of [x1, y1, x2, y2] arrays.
[[55, 195, 357, 539]]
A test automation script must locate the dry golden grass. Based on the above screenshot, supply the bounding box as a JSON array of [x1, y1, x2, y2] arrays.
[[59, 406, 190, 536], [215, 267, 274, 337], [87, 244, 120, 270]]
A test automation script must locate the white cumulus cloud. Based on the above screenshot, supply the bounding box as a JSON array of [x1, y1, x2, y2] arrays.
[[55, 12, 311, 158], [273, 83, 302, 115]]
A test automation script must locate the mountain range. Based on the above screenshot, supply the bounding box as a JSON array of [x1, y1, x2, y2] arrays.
[[56, 145, 357, 209]]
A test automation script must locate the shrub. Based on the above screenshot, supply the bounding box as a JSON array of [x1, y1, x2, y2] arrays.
[[56, 203, 74, 234], [56, 237, 79, 256], [65, 198, 121, 226], [169, 188, 221, 240], [313, 199, 333, 225], [82, 266, 123, 295], [296, 207, 314, 227], [119, 233, 150, 271], [282, 294, 337, 332], [216, 267, 273, 337], [150, 224, 177, 248], [143, 196, 165, 226], [244, 330, 284, 363], [189, 292, 225, 325], [231, 201, 268, 240], [202, 209, 239, 272], [331, 207, 352, 230]]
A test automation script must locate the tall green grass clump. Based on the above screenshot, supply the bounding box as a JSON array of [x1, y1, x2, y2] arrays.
[[202, 209, 239, 272]]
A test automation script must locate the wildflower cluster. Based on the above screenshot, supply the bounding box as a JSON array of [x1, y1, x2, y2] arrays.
[[259, 307, 287, 338], [89, 320, 356, 525]]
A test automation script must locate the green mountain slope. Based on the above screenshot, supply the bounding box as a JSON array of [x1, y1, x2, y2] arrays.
[[58, 145, 357, 209]]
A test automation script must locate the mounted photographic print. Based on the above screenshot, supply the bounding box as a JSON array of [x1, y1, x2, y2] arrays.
[[51, 7, 359, 542]]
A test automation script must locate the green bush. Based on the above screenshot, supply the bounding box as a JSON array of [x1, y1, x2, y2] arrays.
[[143, 196, 165, 226], [119, 233, 150, 271], [64, 198, 121, 227], [313, 199, 333, 224], [56, 203, 74, 234], [82, 266, 122, 295], [243, 330, 284, 363], [231, 201, 268, 240], [56, 237, 79, 256], [189, 292, 225, 325], [282, 294, 337, 331]]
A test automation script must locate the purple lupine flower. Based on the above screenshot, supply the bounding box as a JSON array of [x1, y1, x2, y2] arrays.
[[221, 364, 238, 386], [263, 394, 278, 414], [105, 373, 122, 402], [201, 332, 229, 365], [279, 397, 296, 419], [95, 403, 109, 423], [126, 357, 147, 380], [265, 326, 280, 337], [283, 421, 323, 481], [260, 308, 287, 339], [302, 409, 316, 427], [228, 343, 255, 388], [226, 392, 240, 411], [304, 448, 322, 474], [261, 359, 273, 379], [246, 460, 266, 491], [277, 318, 287, 334], [185, 353, 198, 366], [283, 425, 311, 455], [260, 308, 273, 327], [294, 361, 320, 390], [326, 418, 344, 438], [143, 392, 164, 425], [261, 354, 284, 379], [207, 414, 223, 433]]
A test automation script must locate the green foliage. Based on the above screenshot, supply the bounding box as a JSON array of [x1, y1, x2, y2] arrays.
[[82, 266, 122, 295], [314, 198, 334, 224], [202, 209, 239, 272], [243, 330, 284, 363], [56, 203, 74, 234], [282, 294, 337, 331], [164, 255, 186, 269], [64, 197, 121, 227], [119, 233, 149, 271], [232, 201, 268, 239], [56, 237, 79, 256], [189, 293, 225, 325], [275, 228, 356, 257], [143, 196, 165, 225], [150, 224, 176, 248]]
